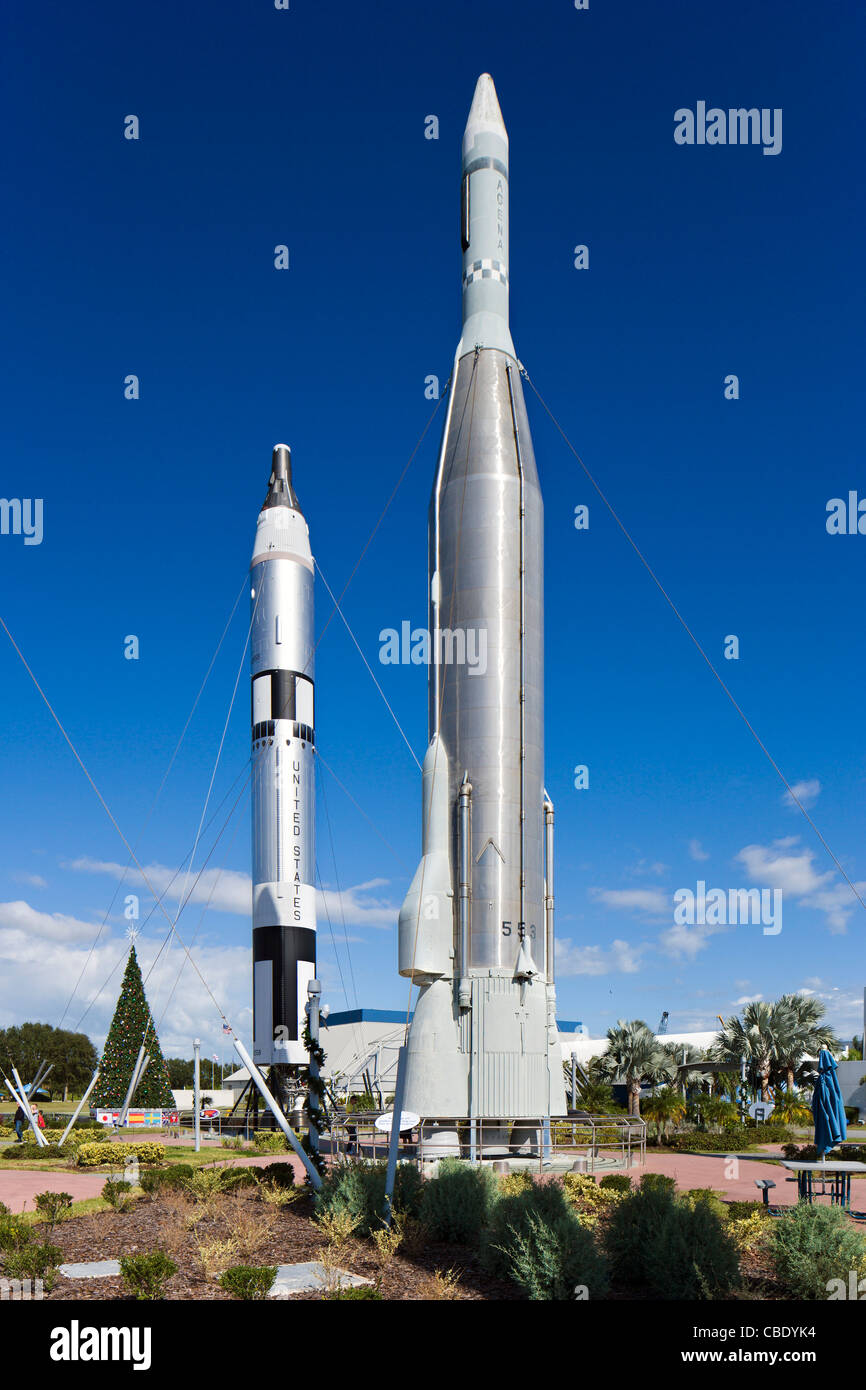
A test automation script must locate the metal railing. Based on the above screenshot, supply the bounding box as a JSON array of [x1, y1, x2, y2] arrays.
[[325, 1112, 645, 1172]]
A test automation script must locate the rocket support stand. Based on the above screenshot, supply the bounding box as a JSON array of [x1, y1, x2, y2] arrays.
[[233, 1036, 323, 1189]]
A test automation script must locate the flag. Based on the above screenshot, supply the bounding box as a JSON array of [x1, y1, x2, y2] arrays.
[[212, 1054, 218, 1062], [222, 1023, 232, 1035]]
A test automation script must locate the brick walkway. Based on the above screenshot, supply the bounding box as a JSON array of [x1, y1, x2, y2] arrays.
[[2, 1142, 861, 1216]]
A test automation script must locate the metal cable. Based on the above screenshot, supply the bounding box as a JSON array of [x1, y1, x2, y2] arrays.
[[521, 365, 866, 920]]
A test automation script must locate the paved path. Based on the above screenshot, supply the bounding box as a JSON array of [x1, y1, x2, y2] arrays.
[[2, 1143, 860, 1216], [636, 1150, 800, 1204], [0, 1170, 109, 1214], [0, 1152, 306, 1213]]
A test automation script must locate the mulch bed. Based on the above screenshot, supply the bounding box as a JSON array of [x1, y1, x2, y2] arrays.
[[43, 1190, 519, 1302]]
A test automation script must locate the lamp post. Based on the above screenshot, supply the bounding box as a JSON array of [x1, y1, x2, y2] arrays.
[[193, 1039, 201, 1153], [306, 980, 321, 1157]]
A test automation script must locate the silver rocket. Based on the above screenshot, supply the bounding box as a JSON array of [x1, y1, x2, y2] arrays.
[[251, 445, 316, 1067], [399, 76, 566, 1135]]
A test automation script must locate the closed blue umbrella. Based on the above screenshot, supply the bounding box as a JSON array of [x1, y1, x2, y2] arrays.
[[811, 1049, 847, 1157]]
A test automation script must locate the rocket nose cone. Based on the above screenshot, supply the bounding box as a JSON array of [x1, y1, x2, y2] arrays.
[[263, 442, 301, 511], [463, 72, 507, 155]]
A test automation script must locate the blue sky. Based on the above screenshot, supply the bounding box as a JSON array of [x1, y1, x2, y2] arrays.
[[1, 0, 864, 1062]]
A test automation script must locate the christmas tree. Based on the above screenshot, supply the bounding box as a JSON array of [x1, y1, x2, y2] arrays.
[[92, 945, 175, 1108]]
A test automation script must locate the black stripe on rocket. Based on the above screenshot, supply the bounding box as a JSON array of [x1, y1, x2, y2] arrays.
[[253, 926, 316, 1044]]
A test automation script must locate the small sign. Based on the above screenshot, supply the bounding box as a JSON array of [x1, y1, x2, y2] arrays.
[[748, 1101, 775, 1123], [374, 1110, 420, 1133]]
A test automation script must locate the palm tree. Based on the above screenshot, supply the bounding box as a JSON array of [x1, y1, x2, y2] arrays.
[[714, 1000, 794, 1103], [642, 1087, 687, 1141], [596, 1020, 675, 1118], [688, 1093, 740, 1132], [773, 993, 839, 1093]]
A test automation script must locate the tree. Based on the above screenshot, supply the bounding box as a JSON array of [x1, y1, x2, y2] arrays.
[[773, 994, 838, 1093], [165, 1058, 196, 1089], [92, 947, 175, 1109], [714, 1000, 793, 1103], [642, 1087, 686, 1141], [0, 1023, 98, 1100], [572, 1078, 621, 1115], [596, 1020, 675, 1118]]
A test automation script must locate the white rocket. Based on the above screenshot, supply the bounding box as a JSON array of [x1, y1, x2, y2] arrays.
[[250, 445, 316, 1067], [398, 76, 566, 1142]]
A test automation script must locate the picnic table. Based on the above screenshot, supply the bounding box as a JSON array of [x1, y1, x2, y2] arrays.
[[781, 1160, 866, 1210]]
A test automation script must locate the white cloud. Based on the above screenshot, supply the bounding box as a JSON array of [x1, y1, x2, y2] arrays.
[[733, 993, 763, 1006], [591, 888, 668, 917], [734, 838, 865, 933], [12, 873, 47, 889], [66, 859, 398, 932], [688, 839, 709, 861], [0, 910, 254, 1058], [625, 859, 668, 879], [735, 838, 832, 897], [65, 857, 251, 918], [658, 921, 721, 961], [801, 882, 866, 935], [555, 937, 646, 977], [783, 779, 821, 810], [0, 900, 102, 943]]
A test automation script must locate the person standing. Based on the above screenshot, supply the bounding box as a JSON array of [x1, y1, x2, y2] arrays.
[[13, 1102, 26, 1143]]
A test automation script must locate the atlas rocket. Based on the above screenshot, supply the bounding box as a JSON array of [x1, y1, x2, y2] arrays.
[[250, 445, 316, 1067], [398, 75, 566, 1139]]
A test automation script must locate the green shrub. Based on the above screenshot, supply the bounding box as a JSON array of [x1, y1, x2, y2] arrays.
[[139, 1163, 195, 1195], [219, 1265, 277, 1300], [75, 1140, 164, 1167], [314, 1159, 423, 1238], [102, 1179, 133, 1211], [259, 1162, 296, 1189], [737, 1122, 793, 1143], [345, 1094, 378, 1114], [128, 1142, 165, 1165], [678, 1188, 729, 1223], [498, 1171, 534, 1199], [218, 1167, 260, 1193], [602, 1181, 677, 1285], [33, 1191, 73, 1227], [646, 1200, 740, 1299], [76, 1142, 128, 1167], [0, 1213, 33, 1252], [726, 1200, 769, 1222], [419, 1158, 498, 1244], [483, 1180, 609, 1299], [252, 1130, 289, 1154], [119, 1250, 178, 1300], [561, 1172, 626, 1230], [640, 1172, 676, 1197], [598, 1173, 632, 1195], [771, 1203, 866, 1300], [604, 1181, 739, 1297], [12, 1142, 69, 1162], [3, 1240, 63, 1289], [2, 1239, 61, 1278], [671, 1131, 744, 1153]]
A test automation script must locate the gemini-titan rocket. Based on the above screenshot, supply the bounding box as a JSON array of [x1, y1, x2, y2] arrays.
[[250, 444, 316, 1069], [398, 75, 567, 1144]]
